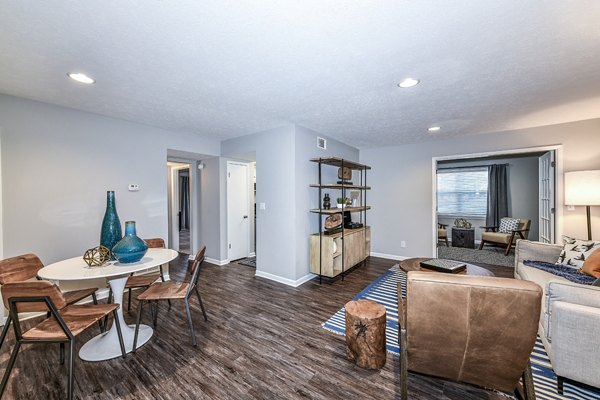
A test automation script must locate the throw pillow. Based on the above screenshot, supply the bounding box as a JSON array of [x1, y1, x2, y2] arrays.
[[498, 218, 520, 233], [581, 248, 600, 277], [556, 235, 600, 268]]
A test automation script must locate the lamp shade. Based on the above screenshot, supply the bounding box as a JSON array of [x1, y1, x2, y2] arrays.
[[565, 170, 600, 205]]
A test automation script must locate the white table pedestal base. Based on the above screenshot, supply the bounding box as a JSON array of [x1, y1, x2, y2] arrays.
[[79, 274, 153, 361]]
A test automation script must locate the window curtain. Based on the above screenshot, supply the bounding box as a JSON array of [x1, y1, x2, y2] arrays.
[[486, 164, 508, 227], [179, 175, 190, 231]]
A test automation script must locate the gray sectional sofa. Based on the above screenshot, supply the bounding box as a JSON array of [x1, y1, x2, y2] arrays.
[[514, 239, 600, 393]]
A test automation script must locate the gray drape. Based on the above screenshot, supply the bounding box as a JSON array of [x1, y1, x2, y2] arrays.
[[486, 164, 508, 227]]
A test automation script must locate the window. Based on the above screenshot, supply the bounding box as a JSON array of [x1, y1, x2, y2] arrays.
[[437, 167, 488, 216]]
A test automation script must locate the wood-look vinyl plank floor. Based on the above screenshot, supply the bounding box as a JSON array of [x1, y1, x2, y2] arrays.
[[0, 255, 514, 399]]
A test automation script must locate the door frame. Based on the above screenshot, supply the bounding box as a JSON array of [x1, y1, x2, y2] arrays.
[[167, 161, 193, 254], [431, 145, 563, 257], [227, 161, 251, 261]]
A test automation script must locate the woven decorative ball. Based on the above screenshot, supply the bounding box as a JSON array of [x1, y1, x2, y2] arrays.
[[83, 245, 111, 267]]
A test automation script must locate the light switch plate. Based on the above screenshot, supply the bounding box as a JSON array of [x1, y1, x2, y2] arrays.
[[128, 184, 140, 192], [259, 202, 266, 210]]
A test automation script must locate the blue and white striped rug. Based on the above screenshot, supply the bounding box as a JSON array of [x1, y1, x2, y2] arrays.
[[322, 265, 600, 400]]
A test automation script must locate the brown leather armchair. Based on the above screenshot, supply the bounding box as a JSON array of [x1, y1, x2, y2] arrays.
[[398, 271, 542, 399]]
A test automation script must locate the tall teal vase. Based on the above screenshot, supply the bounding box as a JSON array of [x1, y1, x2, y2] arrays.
[[112, 221, 148, 263], [100, 191, 122, 260]]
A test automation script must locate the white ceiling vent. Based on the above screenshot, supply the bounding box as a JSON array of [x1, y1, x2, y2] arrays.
[[317, 137, 326, 150]]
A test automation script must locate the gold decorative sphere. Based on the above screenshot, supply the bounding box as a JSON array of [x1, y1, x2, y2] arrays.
[[83, 245, 111, 267]]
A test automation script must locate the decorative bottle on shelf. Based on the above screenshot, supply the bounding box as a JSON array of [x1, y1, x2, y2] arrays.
[[323, 193, 331, 210], [112, 221, 148, 263], [100, 191, 122, 260]]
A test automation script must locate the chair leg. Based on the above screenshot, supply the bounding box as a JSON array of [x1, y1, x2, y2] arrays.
[[133, 300, 144, 353], [60, 342, 65, 365], [400, 327, 408, 400], [444, 237, 449, 247], [67, 339, 74, 400], [92, 292, 105, 332], [505, 232, 517, 256], [0, 342, 21, 398], [195, 288, 208, 322], [0, 313, 12, 350], [185, 298, 197, 347], [557, 376, 564, 395], [522, 362, 536, 400], [479, 240, 485, 250], [152, 301, 159, 328], [103, 289, 113, 330], [127, 287, 132, 312], [112, 309, 127, 359]]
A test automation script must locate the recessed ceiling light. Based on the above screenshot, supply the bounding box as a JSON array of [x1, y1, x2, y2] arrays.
[[397, 78, 420, 88], [428, 126, 441, 132], [67, 72, 95, 84]]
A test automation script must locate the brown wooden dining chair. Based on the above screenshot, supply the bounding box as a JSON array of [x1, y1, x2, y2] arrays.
[[0, 253, 101, 351], [106, 238, 169, 312], [0, 281, 125, 400], [133, 246, 208, 349]]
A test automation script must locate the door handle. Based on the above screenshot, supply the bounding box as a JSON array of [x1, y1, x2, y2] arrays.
[[243, 215, 248, 219]]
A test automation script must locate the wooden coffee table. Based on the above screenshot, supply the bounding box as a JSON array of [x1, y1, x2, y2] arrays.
[[399, 258, 494, 277]]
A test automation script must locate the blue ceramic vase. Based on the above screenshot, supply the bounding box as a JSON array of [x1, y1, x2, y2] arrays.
[[100, 191, 122, 260], [112, 221, 148, 263]]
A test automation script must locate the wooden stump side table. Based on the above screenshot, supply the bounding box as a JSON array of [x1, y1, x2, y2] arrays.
[[345, 299, 386, 369]]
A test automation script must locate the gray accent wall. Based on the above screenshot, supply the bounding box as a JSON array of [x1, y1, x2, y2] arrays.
[[361, 118, 600, 259], [0, 94, 220, 264]]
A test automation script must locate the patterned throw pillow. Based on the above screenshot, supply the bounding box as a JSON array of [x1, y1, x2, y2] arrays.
[[556, 236, 600, 268], [498, 218, 520, 233]]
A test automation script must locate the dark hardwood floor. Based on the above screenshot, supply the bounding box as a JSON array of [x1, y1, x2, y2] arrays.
[[0, 256, 514, 399]]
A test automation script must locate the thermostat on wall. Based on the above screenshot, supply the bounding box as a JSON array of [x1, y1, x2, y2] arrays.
[[128, 184, 140, 192]]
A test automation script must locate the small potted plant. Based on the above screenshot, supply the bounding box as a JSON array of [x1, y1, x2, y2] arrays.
[[337, 197, 348, 208]]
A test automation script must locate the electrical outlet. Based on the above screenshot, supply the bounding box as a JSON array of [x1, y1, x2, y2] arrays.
[[259, 202, 266, 210], [128, 184, 140, 192], [401, 241, 406, 248]]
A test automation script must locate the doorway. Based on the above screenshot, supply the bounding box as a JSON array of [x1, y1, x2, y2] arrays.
[[432, 146, 562, 265], [227, 161, 250, 261], [167, 162, 192, 254]]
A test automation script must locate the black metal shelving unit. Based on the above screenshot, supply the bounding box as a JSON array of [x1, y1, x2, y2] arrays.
[[309, 157, 371, 284]]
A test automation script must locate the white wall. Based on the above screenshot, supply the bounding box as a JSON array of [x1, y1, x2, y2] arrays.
[[361, 118, 600, 259], [438, 154, 540, 242], [0, 94, 220, 265]]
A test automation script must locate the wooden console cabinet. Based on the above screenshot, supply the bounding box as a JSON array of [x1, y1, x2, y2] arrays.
[[310, 227, 371, 277]]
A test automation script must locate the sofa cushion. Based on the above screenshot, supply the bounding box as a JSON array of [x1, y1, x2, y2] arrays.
[[556, 236, 600, 268], [581, 248, 600, 278], [498, 217, 520, 233]]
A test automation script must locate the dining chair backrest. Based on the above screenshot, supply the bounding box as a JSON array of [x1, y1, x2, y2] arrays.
[[144, 238, 165, 249], [0, 253, 44, 285], [188, 246, 206, 293], [2, 281, 67, 313]]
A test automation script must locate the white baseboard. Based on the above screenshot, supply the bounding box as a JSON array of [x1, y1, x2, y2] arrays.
[[254, 270, 316, 287], [249, 252, 256, 257], [205, 257, 229, 266], [370, 252, 410, 261]]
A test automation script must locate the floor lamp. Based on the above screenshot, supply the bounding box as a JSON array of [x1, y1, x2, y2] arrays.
[[565, 170, 600, 240]]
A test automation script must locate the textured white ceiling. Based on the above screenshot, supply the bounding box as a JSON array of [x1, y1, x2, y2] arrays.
[[1, 1, 600, 148]]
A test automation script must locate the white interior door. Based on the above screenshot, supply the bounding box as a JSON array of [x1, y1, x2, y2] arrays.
[[539, 151, 555, 243], [227, 162, 249, 261]]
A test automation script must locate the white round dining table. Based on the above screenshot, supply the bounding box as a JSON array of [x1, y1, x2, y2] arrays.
[[38, 248, 179, 361]]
